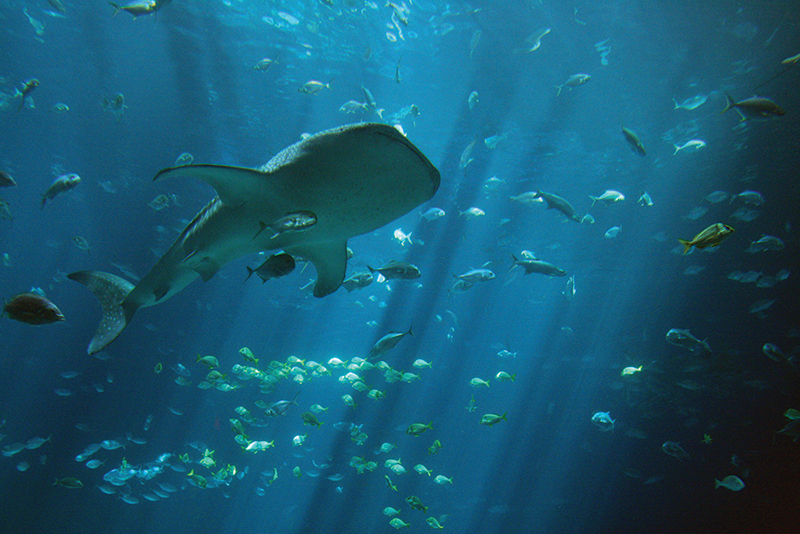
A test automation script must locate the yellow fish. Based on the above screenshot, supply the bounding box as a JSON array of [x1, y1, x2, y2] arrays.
[[678, 223, 734, 254], [621, 365, 642, 376]]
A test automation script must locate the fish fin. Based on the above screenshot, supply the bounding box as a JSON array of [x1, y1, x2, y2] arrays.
[[677, 239, 692, 255], [286, 240, 347, 297], [193, 258, 221, 282], [154, 164, 267, 207], [252, 221, 267, 241], [67, 271, 137, 354], [721, 92, 736, 115]]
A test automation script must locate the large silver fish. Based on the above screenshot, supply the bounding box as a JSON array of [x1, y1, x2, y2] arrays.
[[69, 123, 440, 353]]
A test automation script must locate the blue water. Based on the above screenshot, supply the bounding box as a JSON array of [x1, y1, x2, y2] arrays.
[[1, 1, 799, 533]]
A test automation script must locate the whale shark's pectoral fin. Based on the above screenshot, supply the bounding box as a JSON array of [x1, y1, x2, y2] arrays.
[[67, 271, 138, 354], [154, 164, 267, 206], [193, 257, 222, 282], [287, 240, 348, 297]]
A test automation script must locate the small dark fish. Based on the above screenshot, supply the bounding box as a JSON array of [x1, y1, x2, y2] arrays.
[[17, 78, 39, 111], [405, 495, 428, 512], [0, 170, 17, 187], [362, 86, 377, 110], [47, 0, 67, 15], [510, 253, 566, 277], [4, 293, 65, 325], [0, 198, 12, 220], [253, 211, 317, 240], [395, 55, 404, 84], [369, 327, 413, 359], [533, 191, 581, 222], [73, 236, 91, 254], [621, 126, 646, 156], [368, 260, 420, 280], [301, 412, 323, 427], [245, 253, 295, 283], [101, 93, 126, 111], [53, 477, 83, 489]]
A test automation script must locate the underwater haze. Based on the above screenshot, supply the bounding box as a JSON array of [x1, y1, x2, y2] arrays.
[[1, 1, 800, 533]]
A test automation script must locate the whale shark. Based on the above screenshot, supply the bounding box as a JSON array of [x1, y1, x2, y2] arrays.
[[69, 123, 440, 354]]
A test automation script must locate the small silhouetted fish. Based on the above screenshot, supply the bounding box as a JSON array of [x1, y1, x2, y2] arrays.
[[73, 236, 91, 254], [622, 126, 646, 156], [0, 198, 12, 220], [3, 293, 65, 325], [245, 253, 296, 283], [368, 260, 421, 281], [0, 170, 17, 187]]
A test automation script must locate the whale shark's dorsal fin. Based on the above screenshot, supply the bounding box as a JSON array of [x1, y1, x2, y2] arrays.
[[154, 164, 266, 207]]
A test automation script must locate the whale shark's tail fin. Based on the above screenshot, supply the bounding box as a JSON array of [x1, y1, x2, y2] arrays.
[[68, 271, 137, 354]]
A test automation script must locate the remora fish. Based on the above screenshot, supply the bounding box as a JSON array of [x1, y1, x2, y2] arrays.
[[68, 123, 440, 354]]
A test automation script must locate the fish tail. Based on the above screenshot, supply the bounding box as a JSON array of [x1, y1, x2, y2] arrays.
[[672, 98, 679, 109], [108, 2, 121, 15], [67, 271, 137, 354], [673, 144, 681, 155], [589, 195, 597, 206], [678, 239, 692, 255], [721, 92, 736, 115], [244, 266, 255, 282], [554, 85, 563, 96]]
